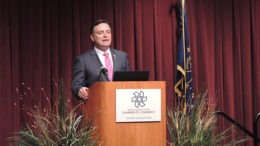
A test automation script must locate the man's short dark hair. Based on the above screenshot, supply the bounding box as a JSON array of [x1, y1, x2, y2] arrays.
[[90, 19, 111, 34]]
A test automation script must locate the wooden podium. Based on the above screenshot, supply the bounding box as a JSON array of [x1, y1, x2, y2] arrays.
[[82, 81, 166, 146]]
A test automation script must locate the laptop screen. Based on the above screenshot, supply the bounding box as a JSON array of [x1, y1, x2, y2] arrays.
[[113, 71, 149, 81]]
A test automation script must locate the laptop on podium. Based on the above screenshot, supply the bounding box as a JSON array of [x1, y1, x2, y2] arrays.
[[113, 71, 149, 81]]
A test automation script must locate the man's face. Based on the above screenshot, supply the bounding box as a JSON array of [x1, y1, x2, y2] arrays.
[[90, 23, 112, 51]]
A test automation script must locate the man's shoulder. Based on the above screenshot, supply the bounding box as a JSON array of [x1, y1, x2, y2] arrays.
[[77, 49, 95, 58], [110, 48, 127, 55]]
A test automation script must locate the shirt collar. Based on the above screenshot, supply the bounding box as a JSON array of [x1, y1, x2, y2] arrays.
[[94, 47, 111, 56]]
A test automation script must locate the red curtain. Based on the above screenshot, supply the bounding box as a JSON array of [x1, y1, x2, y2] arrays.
[[0, 0, 259, 145]]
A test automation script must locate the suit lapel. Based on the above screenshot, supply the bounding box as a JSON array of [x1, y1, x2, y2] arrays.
[[90, 49, 103, 67], [111, 49, 119, 71]]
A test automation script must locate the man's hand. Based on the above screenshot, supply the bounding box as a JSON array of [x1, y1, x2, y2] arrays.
[[78, 87, 89, 100]]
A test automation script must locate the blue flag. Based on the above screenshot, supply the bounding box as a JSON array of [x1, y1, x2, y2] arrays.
[[174, 0, 193, 114]]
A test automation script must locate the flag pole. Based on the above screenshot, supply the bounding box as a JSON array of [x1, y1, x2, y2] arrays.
[[182, 0, 187, 114]]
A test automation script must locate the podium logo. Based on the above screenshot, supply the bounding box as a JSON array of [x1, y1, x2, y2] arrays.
[[131, 91, 147, 108]]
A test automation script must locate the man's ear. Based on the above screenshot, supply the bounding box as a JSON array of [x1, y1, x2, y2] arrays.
[[90, 34, 94, 42]]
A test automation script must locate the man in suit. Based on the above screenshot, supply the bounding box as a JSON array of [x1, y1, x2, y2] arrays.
[[71, 19, 131, 100]]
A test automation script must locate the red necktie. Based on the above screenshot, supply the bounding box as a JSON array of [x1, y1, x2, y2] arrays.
[[104, 52, 113, 81]]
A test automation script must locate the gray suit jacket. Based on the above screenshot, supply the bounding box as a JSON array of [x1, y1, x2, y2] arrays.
[[71, 48, 131, 99]]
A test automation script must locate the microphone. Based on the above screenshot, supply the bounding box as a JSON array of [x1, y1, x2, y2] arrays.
[[99, 66, 110, 81]]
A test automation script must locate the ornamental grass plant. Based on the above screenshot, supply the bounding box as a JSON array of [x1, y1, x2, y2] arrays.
[[9, 81, 100, 146], [167, 91, 246, 146]]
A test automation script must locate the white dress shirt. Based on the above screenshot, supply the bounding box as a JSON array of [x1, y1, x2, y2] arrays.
[[94, 47, 114, 68]]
